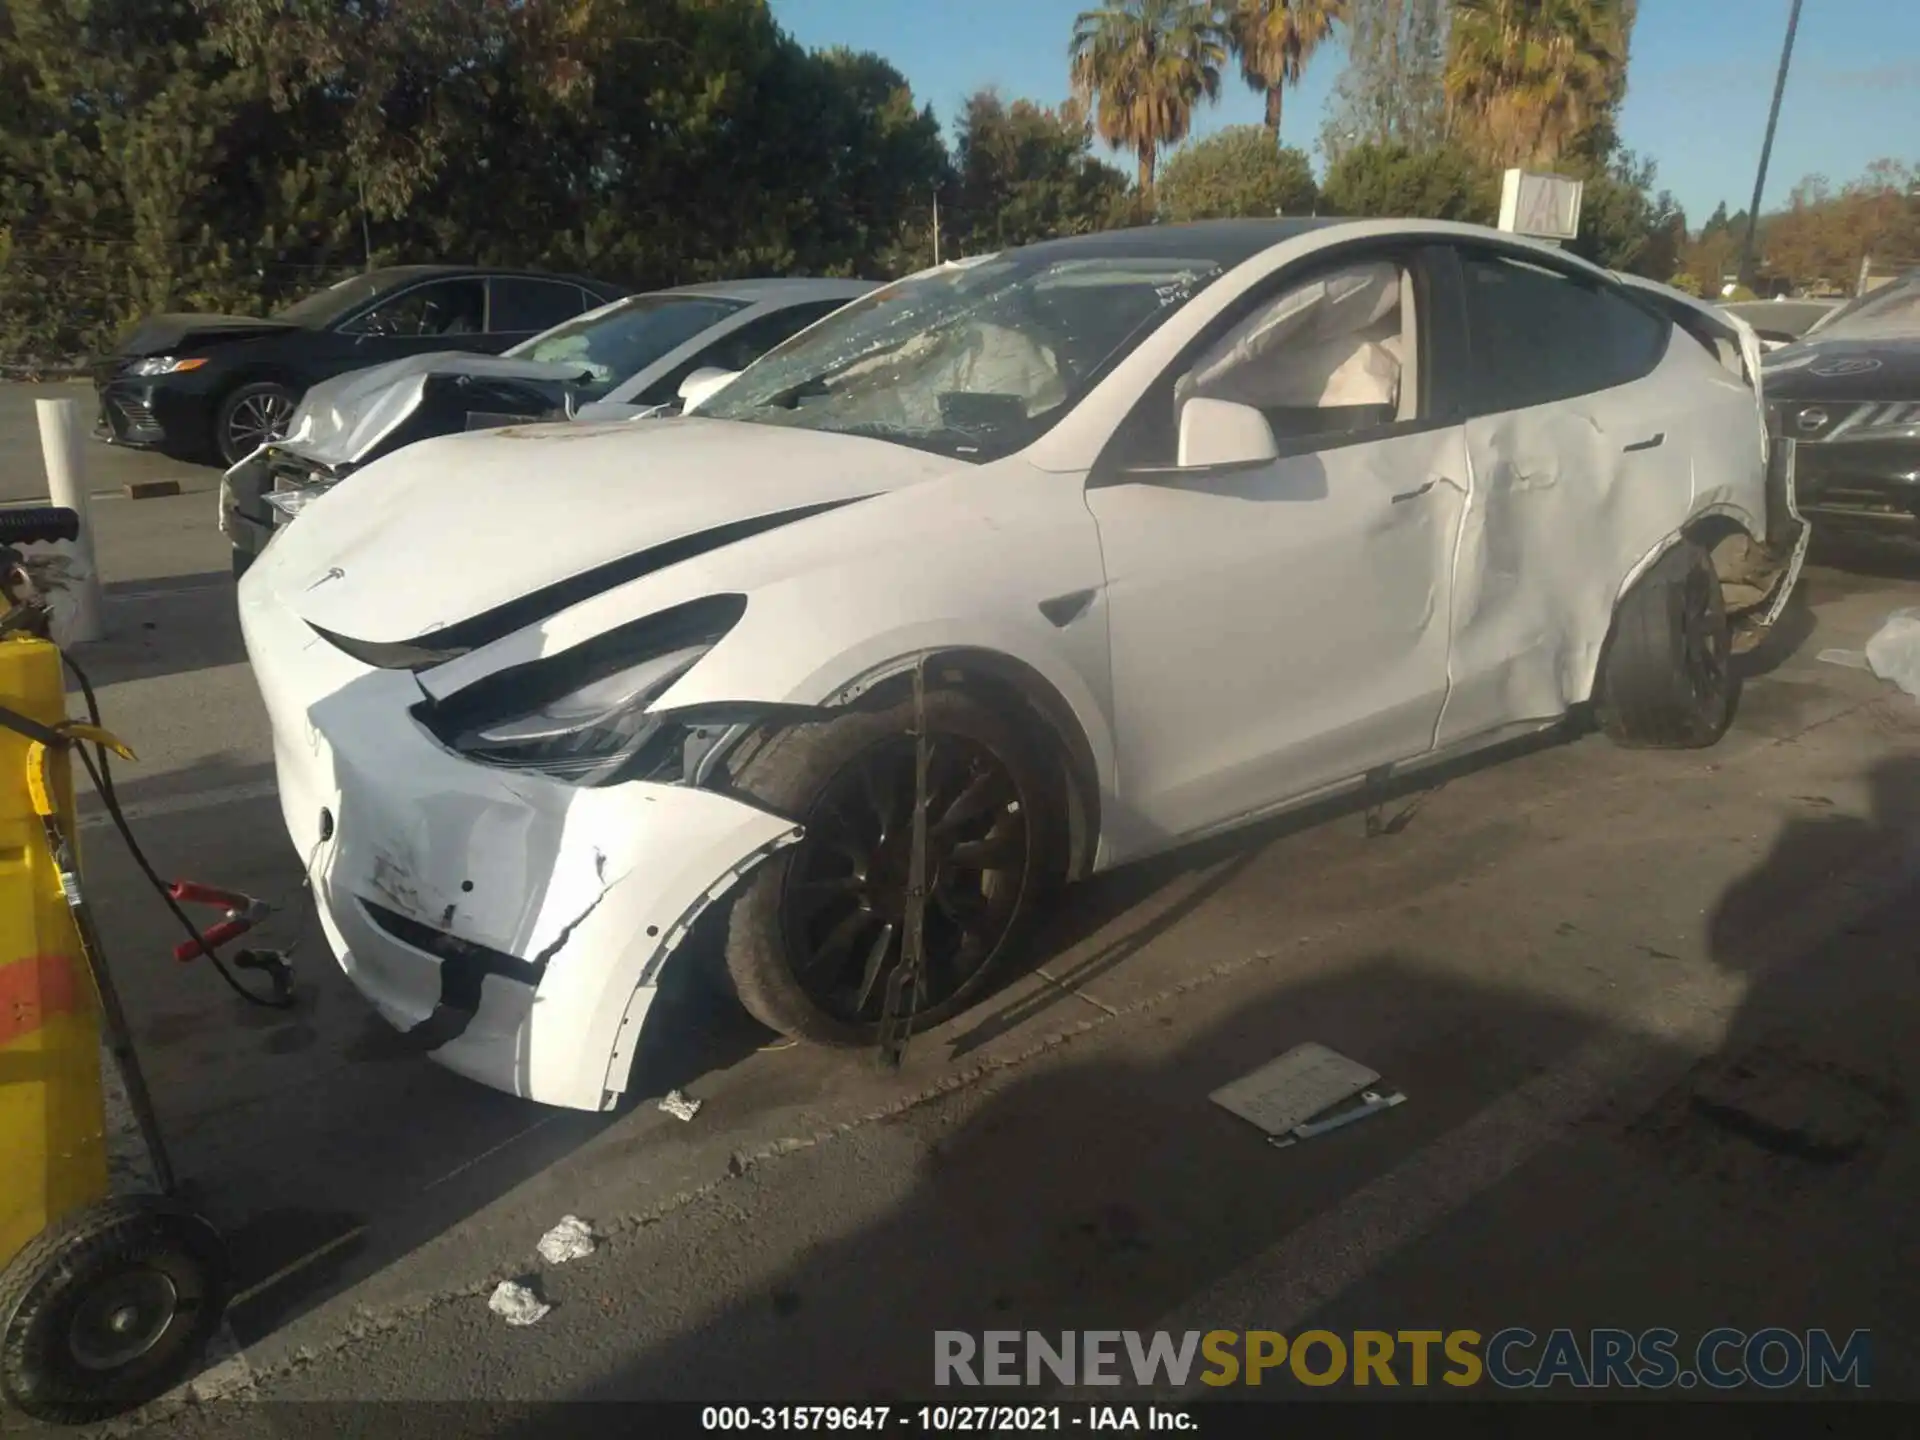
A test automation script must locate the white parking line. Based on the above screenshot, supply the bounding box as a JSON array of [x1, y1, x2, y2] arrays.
[[77, 779, 279, 830]]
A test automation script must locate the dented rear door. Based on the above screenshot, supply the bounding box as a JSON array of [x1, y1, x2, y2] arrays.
[[1434, 247, 1698, 751]]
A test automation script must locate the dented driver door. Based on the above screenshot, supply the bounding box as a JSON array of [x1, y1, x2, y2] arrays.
[[1087, 252, 1470, 858]]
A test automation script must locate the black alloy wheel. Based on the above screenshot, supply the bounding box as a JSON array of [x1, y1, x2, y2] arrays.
[[778, 733, 1035, 1025]]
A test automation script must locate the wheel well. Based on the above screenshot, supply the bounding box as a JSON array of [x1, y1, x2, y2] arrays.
[[1682, 510, 1782, 618], [837, 651, 1102, 883]]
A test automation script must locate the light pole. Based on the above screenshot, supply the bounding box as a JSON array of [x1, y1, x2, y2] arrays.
[[1737, 0, 1804, 289]]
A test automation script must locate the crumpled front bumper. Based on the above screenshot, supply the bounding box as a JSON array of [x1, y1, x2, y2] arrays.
[[236, 561, 803, 1111]]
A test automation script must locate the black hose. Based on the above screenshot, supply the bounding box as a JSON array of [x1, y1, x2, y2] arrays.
[[62, 651, 295, 1010]]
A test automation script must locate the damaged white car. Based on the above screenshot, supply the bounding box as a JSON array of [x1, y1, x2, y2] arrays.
[[239, 218, 1806, 1111]]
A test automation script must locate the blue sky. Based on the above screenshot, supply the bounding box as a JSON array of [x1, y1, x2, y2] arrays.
[[771, 0, 1920, 225]]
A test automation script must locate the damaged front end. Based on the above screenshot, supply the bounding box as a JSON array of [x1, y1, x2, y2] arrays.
[[225, 355, 592, 562], [241, 554, 818, 1110]]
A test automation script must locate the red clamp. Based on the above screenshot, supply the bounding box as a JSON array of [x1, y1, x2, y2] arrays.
[[169, 882, 272, 962]]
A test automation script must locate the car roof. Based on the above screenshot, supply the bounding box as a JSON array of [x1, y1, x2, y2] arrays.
[[654, 277, 879, 304], [365, 264, 628, 295], [1006, 218, 1343, 269]]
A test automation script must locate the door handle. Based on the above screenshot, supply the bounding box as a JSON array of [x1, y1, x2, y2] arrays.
[[1623, 432, 1666, 452], [1390, 479, 1437, 504]]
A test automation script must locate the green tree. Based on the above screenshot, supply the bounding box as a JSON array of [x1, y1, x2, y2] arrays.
[[951, 91, 1131, 251], [1320, 0, 1451, 166], [1225, 0, 1346, 138], [1444, 0, 1633, 171], [0, 0, 355, 363], [1069, 0, 1230, 195], [193, 0, 601, 220], [1319, 141, 1497, 222], [1565, 149, 1682, 278], [1157, 126, 1318, 220]]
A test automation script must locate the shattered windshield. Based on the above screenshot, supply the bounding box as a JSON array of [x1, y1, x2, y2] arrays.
[[508, 294, 748, 400], [694, 253, 1224, 461]]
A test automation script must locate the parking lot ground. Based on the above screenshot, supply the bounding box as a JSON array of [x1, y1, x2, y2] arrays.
[[4, 382, 1920, 1420]]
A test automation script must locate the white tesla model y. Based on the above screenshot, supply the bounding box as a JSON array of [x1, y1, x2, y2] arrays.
[[238, 218, 1805, 1110]]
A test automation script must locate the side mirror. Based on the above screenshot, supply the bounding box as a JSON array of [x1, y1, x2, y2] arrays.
[[677, 367, 739, 413], [1176, 397, 1279, 470]]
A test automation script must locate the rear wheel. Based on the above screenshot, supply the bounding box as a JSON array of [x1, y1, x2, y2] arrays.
[[214, 382, 297, 467], [721, 688, 1061, 1046], [1595, 539, 1736, 749]]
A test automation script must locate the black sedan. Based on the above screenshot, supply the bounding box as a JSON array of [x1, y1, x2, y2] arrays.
[[1763, 269, 1920, 533], [92, 266, 629, 465]]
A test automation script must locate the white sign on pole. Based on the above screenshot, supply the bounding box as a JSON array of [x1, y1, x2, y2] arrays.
[[1498, 169, 1585, 242]]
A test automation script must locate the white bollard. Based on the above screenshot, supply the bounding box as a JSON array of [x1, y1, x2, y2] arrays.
[[35, 397, 105, 645]]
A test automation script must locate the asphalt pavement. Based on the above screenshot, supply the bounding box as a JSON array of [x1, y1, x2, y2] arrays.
[[2, 384, 1919, 1428]]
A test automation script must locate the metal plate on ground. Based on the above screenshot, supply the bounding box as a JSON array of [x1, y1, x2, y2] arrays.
[[1210, 1043, 1380, 1136]]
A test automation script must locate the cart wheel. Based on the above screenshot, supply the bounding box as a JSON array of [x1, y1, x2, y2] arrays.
[[0, 1195, 232, 1425]]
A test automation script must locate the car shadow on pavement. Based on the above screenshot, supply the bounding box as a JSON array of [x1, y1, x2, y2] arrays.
[[949, 720, 1591, 1058], [479, 754, 1920, 1413]]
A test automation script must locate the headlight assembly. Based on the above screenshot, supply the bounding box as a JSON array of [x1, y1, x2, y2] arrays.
[[127, 355, 209, 377], [263, 481, 337, 522], [422, 595, 746, 786]]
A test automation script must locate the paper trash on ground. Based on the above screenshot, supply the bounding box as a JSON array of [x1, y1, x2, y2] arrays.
[[1864, 608, 1920, 699], [488, 1279, 551, 1327], [659, 1089, 703, 1122], [537, 1215, 597, 1265]]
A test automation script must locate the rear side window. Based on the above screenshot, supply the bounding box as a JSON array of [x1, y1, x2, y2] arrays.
[[1458, 253, 1668, 414], [636, 301, 849, 406], [489, 278, 589, 335]]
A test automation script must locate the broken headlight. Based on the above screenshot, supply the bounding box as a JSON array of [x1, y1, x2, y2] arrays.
[[433, 596, 745, 785], [263, 481, 338, 523]]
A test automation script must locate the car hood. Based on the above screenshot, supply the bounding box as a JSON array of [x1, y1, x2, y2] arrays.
[[112, 312, 297, 357], [1763, 335, 1920, 402], [269, 418, 965, 648], [278, 351, 596, 465]]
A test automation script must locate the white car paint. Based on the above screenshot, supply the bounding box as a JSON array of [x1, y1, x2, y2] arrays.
[[239, 218, 1799, 1110]]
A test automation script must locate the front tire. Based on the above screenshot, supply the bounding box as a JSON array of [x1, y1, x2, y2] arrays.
[[0, 1195, 233, 1425], [721, 687, 1062, 1046], [214, 382, 298, 467], [1595, 539, 1736, 749]]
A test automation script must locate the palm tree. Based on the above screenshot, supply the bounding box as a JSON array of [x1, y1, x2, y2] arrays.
[[1226, 0, 1347, 138], [1070, 0, 1230, 196], [1445, 0, 1631, 170]]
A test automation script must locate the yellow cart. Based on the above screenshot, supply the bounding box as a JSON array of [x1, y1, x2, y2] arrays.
[[0, 508, 245, 1424]]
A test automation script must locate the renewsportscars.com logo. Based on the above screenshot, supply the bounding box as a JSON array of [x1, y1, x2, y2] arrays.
[[933, 1328, 1872, 1390]]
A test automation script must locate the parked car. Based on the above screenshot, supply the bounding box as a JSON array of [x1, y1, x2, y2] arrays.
[[218, 279, 873, 576], [1760, 268, 1920, 534], [237, 218, 1805, 1111], [1719, 297, 1840, 350], [93, 265, 629, 467]]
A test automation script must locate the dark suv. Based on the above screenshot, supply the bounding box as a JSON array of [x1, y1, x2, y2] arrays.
[[1761, 270, 1920, 532]]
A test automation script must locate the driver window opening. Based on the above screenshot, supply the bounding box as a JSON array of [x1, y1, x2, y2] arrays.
[[1129, 260, 1417, 468], [343, 279, 487, 338]]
